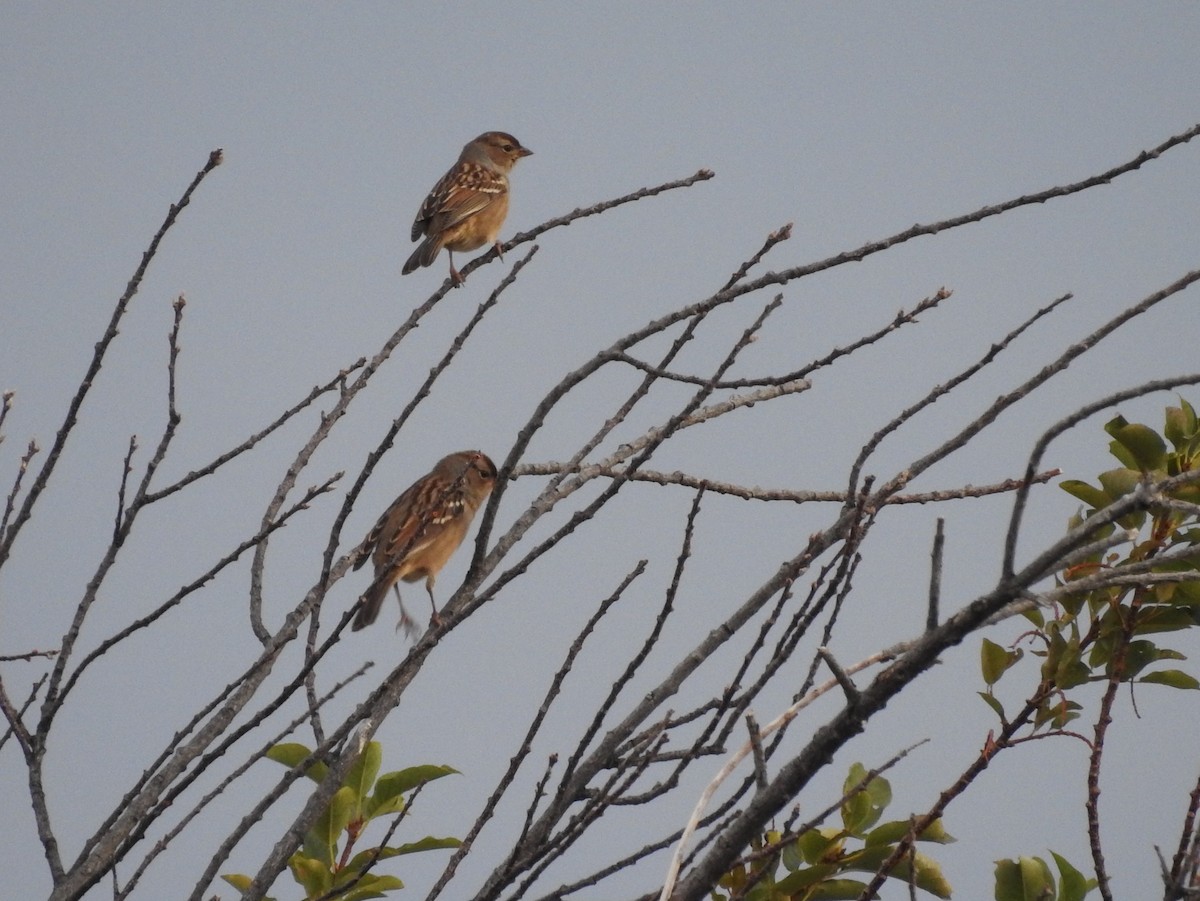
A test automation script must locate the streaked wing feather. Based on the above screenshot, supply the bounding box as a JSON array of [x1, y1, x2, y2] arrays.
[[379, 490, 465, 566], [412, 163, 507, 240], [355, 478, 422, 569]]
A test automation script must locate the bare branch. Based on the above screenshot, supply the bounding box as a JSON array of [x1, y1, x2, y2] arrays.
[[0, 649, 58, 663], [928, 518, 945, 631], [115, 662, 372, 899], [847, 291, 1073, 502], [143, 358, 366, 504], [113, 435, 138, 541], [1005, 366, 1200, 580], [0, 149, 222, 568], [1166, 771, 1200, 900], [744, 714, 767, 793], [0, 389, 13, 441], [510, 463, 1059, 508], [659, 645, 905, 901], [51, 475, 341, 718], [1, 439, 40, 540], [817, 647, 861, 708], [429, 562, 646, 901], [509, 170, 715, 250]]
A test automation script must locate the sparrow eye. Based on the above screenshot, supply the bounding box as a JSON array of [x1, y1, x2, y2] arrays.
[[501, 144, 513, 152]]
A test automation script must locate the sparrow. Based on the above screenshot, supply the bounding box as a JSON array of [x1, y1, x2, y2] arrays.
[[401, 131, 533, 285], [352, 450, 497, 633]]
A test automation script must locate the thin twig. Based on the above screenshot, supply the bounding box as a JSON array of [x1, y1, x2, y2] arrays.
[[0, 149, 222, 568], [115, 663, 372, 899], [1, 439, 40, 541], [113, 435, 138, 541], [509, 463, 1059, 507], [659, 645, 904, 901], [428, 563, 645, 901], [745, 715, 767, 793], [928, 518, 944, 631]]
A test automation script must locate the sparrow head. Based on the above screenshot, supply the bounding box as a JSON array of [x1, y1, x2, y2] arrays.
[[439, 450, 498, 498], [460, 132, 533, 173]]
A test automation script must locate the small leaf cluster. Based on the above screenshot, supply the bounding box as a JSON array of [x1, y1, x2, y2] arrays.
[[993, 852, 1096, 901], [711, 763, 954, 900], [982, 402, 1200, 731], [222, 742, 459, 900]]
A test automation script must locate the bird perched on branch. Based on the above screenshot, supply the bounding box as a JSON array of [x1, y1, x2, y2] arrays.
[[401, 131, 533, 286], [352, 450, 497, 634]]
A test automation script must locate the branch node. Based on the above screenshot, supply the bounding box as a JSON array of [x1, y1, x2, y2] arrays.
[[817, 647, 860, 708], [745, 713, 768, 792]]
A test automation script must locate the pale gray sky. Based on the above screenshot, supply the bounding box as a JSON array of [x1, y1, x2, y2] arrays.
[[3, 6, 1200, 900]]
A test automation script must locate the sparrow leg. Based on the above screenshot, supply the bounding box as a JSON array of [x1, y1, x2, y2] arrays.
[[493, 240, 505, 262], [425, 579, 444, 628], [448, 252, 464, 287], [391, 585, 421, 640]]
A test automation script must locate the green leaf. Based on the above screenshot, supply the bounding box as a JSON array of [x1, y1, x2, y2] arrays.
[[345, 845, 406, 875], [219, 877, 275, 901], [1139, 669, 1200, 690], [1096, 468, 1146, 528], [981, 638, 1022, 685], [995, 856, 1054, 901], [796, 827, 842, 864], [994, 859, 1020, 901], [1176, 579, 1200, 605], [1053, 639, 1089, 690], [1135, 605, 1200, 634], [1020, 856, 1054, 900], [1034, 698, 1082, 730], [338, 873, 404, 901], [978, 691, 1007, 722], [1050, 850, 1098, 901], [840, 844, 890, 871], [888, 850, 953, 899], [1107, 441, 1137, 471], [1170, 477, 1200, 505], [865, 817, 955, 847], [392, 835, 462, 855], [289, 852, 332, 898], [805, 878, 871, 900], [343, 836, 461, 880], [368, 764, 459, 818], [1123, 639, 1166, 678], [1107, 421, 1167, 472], [772, 863, 835, 894], [1096, 466, 1141, 498], [841, 763, 890, 835], [781, 836, 806, 871], [1059, 480, 1111, 511], [1164, 399, 1199, 454], [1020, 604, 1046, 627], [345, 741, 383, 816], [1165, 405, 1190, 449], [266, 743, 329, 784], [367, 794, 406, 819], [1104, 413, 1130, 437], [304, 785, 356, 866], [372, 763, 456, 815]]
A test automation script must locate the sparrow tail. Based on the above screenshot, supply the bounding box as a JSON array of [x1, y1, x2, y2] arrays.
[[402, 237, 442, 275]]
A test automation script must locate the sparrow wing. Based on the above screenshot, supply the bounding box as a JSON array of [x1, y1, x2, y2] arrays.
[[361, 477, 467, 573], [411, 162, 507, 241]]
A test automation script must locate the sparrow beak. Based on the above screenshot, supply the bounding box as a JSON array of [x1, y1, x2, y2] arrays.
[[518, 146, 534, 158]]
